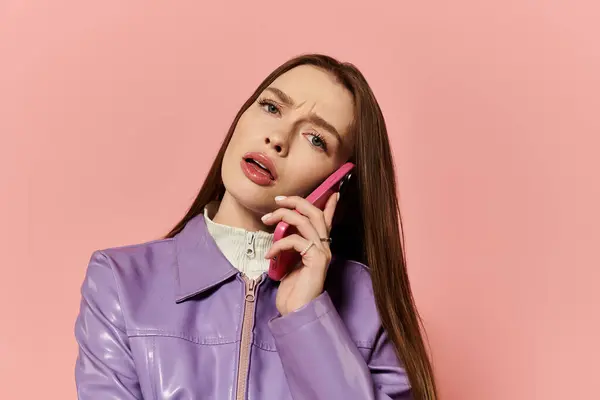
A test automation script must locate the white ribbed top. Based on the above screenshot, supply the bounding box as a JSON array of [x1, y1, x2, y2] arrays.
[[203, 202, 273, 280]]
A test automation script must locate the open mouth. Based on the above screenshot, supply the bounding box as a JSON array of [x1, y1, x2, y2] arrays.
[[244, 157, 274, 180], [241, 152, 278, 186]]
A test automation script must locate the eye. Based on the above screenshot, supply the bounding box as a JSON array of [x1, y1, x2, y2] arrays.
[[258, 99, 280, 115], [305, 133, 328, 151]]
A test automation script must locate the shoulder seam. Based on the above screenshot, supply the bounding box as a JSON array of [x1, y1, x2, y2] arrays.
[[95, 250, 130, 333], [100, 237, 174, 253]]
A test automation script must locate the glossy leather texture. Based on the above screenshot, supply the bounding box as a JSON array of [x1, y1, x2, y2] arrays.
[[74, 214, 412, 399]]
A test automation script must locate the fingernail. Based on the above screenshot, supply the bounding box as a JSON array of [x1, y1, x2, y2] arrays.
[[337, 192, 340, 201], [261, 213, 272, 222], [275, 196, 287, 201]]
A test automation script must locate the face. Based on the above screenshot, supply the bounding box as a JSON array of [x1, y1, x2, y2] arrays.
[[221, 65, 355, 215]]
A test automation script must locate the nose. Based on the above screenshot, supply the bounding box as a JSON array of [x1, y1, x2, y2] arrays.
[[264, 132, 290, 156]]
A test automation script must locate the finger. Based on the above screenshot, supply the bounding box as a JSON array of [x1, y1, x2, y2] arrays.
[[272, 195, 329, 238], [264, 234, 308, 259], [261, 208, 322, 245], [322, 192, 339, 231], [265, 234, 329, 266]]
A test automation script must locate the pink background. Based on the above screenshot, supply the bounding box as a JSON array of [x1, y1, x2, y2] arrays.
[[1, 1, 598, 399]]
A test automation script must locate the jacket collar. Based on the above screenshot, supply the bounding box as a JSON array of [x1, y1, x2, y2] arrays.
[[174, 213, 239, 303]]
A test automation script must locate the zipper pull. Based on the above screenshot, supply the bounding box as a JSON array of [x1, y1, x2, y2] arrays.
[[245, 278, 257, 302], [245, 232, 255, 259]]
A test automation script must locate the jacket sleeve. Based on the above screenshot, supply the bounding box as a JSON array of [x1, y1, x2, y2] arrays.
[[74, 251, 142, 399], [268, 291, 412, 400]]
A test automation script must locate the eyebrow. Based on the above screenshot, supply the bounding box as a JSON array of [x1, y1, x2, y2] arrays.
[[264, 87, 343, 144]]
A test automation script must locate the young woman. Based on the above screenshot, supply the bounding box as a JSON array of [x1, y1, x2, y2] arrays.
[[74, 54, 437, 399]]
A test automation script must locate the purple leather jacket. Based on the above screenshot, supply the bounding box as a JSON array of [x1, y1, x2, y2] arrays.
[[74, 214, 412, 399]]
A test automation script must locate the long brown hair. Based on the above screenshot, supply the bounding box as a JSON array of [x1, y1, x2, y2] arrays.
[[166, 54, 437, 399]]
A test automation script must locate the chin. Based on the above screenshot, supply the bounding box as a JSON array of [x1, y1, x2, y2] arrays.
[[233, 190, 275, 216], [223, 174, 277, 215]]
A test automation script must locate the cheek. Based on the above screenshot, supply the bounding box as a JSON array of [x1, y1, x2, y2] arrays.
[[283, 162, 332, 197], [221, 112, 258, 173], [228, 115, 262, 151], [225, 113, 253, 154], [235, 108, 262, 132], [222, 129, 246, 177]]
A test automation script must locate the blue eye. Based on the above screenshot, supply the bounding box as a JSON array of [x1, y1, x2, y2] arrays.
[[305, 133, 328, 151], [258, 99, 280, 115]]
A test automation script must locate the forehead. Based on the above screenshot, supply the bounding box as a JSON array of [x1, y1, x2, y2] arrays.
[[267, 65, 355, 137]]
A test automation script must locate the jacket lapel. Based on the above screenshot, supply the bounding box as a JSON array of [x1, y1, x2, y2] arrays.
[[173, 214, 239, 303]]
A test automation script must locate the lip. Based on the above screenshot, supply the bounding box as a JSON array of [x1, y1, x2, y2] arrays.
[[242, 152, 278, 180], [240, 152, 278, 187]]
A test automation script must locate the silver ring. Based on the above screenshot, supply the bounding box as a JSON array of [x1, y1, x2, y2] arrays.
[[319, 237, 332, 244], [300, 241, 315, 256]]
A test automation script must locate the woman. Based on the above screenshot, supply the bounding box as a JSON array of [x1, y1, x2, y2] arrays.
[[74, 54, 437, 399]]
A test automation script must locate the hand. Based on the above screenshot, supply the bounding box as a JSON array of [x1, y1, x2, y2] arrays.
[[261, 193, 339, 316]]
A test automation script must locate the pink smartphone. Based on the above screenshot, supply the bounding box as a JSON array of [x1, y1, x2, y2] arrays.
[[268, 162, 355, 281]]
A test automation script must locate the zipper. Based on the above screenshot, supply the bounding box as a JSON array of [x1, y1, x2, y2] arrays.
[[236, 274, 261, 400], [245, 232, 256, 259]]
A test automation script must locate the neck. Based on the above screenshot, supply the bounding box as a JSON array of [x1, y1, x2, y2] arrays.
[[213, 191, 272, 232]]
